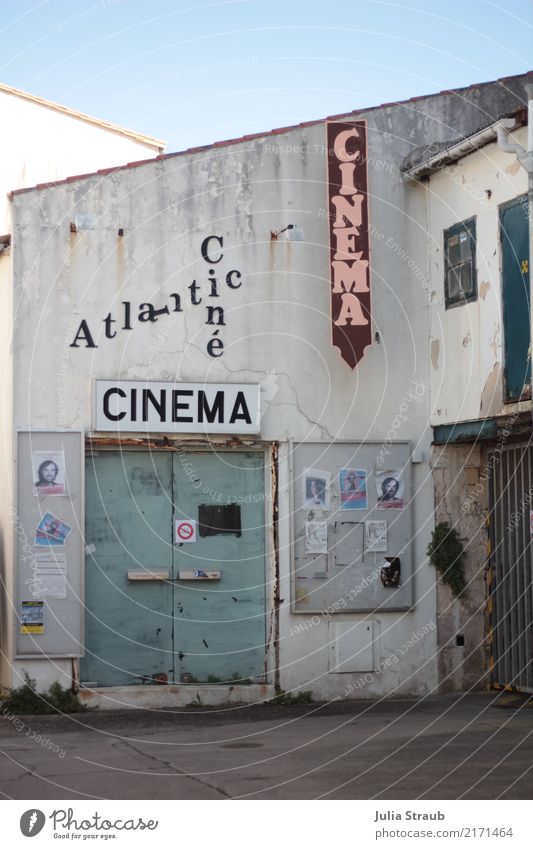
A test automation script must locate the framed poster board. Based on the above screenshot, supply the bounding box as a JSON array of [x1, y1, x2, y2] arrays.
[[15, 430, 84, 658], [291, 441, 413, 613]]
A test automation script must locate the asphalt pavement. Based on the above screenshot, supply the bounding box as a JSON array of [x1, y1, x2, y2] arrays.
[[0, 692, 532, 800]]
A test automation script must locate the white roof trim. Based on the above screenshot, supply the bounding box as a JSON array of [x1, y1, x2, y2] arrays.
[[0, 82, 166, 152], [402, 117, 519, 182]]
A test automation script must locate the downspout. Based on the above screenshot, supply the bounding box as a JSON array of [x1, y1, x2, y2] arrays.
[[496, 79, 533, 403]]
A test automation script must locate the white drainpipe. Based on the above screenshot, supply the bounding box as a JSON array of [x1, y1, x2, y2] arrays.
[[496, 79, 533, 403]]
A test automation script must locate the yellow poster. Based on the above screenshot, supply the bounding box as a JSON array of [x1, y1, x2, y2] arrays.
[[20, 600, 44, 634]]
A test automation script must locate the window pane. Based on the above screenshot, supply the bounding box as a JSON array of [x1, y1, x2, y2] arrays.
[[460, 261, 473, 297], [446, 233, 461, 266], [459, 229, 472, 261], [447, 267, 461, 301]]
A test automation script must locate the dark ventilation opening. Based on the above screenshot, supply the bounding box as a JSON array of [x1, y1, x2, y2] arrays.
[[198, 503, 242, 537]]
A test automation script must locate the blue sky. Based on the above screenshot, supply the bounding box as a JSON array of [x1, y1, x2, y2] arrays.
[[2, 0, 532, 152]]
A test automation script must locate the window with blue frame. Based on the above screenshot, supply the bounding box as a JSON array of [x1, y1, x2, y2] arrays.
[[443, 218, 477, 308]]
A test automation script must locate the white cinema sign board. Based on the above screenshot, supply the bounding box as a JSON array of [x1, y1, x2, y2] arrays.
[[95, 380, 260, 434]]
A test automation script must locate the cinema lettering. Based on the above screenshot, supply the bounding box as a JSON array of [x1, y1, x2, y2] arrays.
[[327, 121, 371, 369], [69, 235, 241, 359], [95, 380, 260, 434]]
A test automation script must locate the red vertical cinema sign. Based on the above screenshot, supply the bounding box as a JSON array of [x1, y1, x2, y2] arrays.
[[327, 121, 371, 369]]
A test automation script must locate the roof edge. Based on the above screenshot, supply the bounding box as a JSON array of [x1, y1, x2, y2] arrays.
[[10, 70, 533, 198], [402, 111, 526, 181], [0, 82, 166, 152]]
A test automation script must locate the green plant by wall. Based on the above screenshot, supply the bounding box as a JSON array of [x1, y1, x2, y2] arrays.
[[427, 521, 467, 598], [268, 690, 313, 705], [0, 672, 88, 715]]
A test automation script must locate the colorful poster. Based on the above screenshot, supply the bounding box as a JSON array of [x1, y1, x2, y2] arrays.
[[340, 468, 367, 510], [303, 469, 331, 511], [33, 552, 67, 599], [20, 600, 44, 634], [376, 470, 404, 509], [35, 512, 72, 546], [365, 520, 387, 552], [305, 521, 328, 554], [32, 451, 66, 496]]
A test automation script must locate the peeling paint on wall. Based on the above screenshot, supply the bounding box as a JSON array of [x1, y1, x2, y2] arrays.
[[479, 280, 491, 300], [480, 362, 502, 416]]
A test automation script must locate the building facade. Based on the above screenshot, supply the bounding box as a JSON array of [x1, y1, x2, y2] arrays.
[[405, 114, 531, 693], [1, 74, 530, 707]]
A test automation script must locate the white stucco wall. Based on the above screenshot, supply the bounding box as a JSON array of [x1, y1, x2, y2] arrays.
[[426, 126, 529, 426], [9, 117, 438, 698], [0, 86, 165, 690]]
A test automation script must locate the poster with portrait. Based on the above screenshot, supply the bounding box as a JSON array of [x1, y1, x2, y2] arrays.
[[375, 469, 404, 509], [302, 468, 331, 511], [339, 468, 367, 510], [32, 451, 66, 496], [305, 521, 328, 554], [365, 519, 387, 552]]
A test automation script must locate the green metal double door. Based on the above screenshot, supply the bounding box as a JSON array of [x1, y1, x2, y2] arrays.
[[81, 450, 267, 687]]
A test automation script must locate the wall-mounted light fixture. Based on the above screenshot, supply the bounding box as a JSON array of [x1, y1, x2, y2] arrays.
[[270, 224, 304, 241]]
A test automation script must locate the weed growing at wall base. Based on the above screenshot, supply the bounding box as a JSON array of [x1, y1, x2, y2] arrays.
[[2, 673, 88, 715]]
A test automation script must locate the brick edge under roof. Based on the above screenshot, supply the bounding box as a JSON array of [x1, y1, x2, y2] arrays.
[[10, 71, 532, 198]]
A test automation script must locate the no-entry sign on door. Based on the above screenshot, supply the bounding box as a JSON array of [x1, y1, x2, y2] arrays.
[[175, 519, 197, 543]]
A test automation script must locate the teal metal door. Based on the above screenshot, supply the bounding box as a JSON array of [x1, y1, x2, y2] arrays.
[[81, 451, 174, 686], [81, 450, 266, 686], [172, 452, 266, 683], [501, 196, 530, 401]]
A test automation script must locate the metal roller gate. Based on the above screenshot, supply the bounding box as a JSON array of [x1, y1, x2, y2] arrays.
[[489, 443, 533, 691]]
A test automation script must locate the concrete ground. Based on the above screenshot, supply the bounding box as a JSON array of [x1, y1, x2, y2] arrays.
[[0, 692, 532, 800]]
